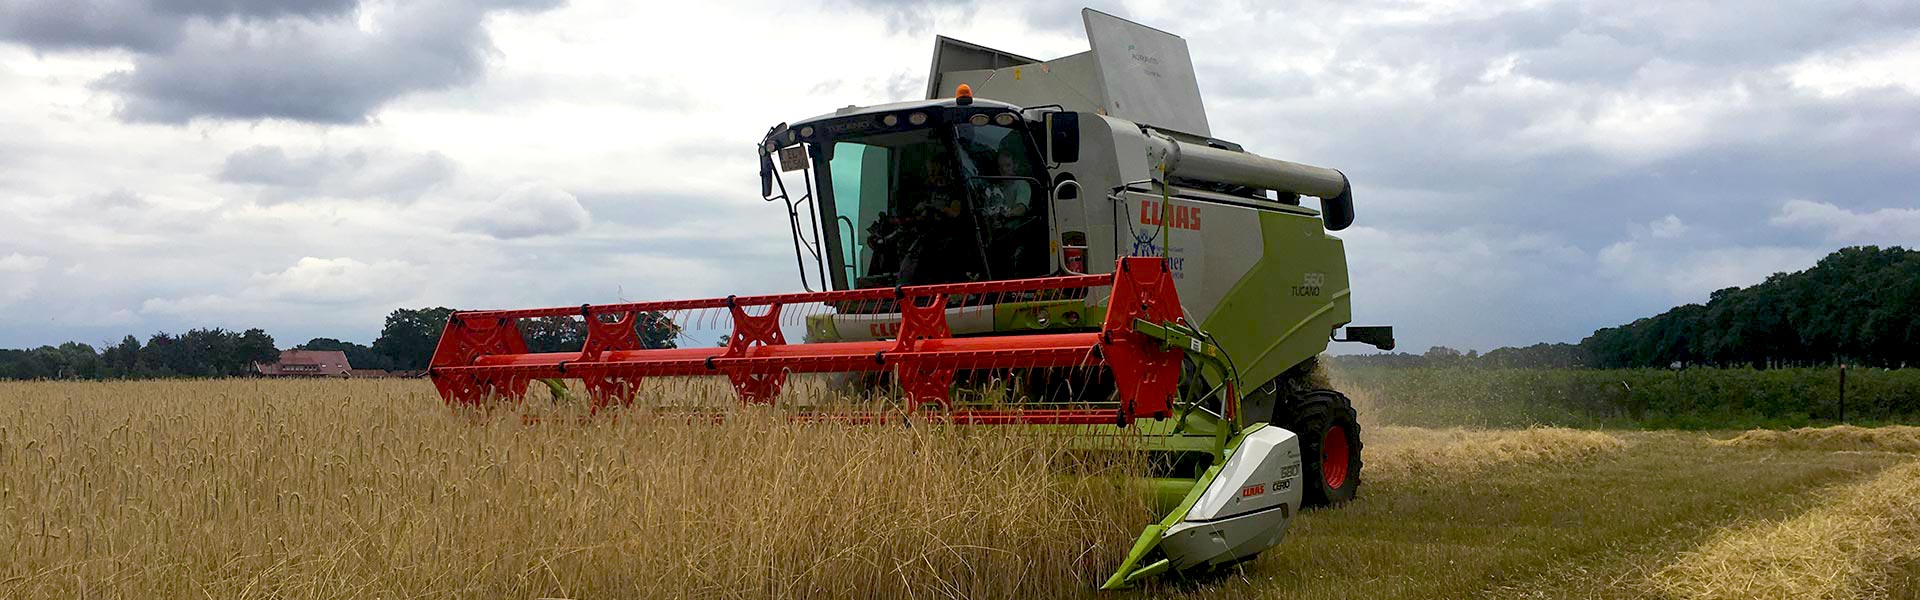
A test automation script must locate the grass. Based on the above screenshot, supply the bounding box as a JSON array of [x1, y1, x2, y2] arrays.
[[2, 378, 1916, 599], [1335, 365, 1920, 430]]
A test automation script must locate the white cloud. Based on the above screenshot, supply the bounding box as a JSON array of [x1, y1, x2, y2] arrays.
[[459, 182, 591, 239], [139, 294, 248, 316], [1783, 37, 1920, 98], [252, 257, 424, 304], [0, 252, 49, 305], [0, 253, 46, 272], [139, 256, 423, 312], [1771, 199, 1920, 243], [1648, 215, 1687, 239], [135, 256, 429, 340], [1597, 239, 1824, 302]]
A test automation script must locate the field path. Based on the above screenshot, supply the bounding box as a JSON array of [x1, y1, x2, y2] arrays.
[[1159, 431, 1910, 600]]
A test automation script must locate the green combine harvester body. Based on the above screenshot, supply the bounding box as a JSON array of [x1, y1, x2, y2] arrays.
[[754, 8, 1394, 587]]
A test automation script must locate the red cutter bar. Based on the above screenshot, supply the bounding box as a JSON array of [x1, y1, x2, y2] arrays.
[[428, 257, 1186, 424]]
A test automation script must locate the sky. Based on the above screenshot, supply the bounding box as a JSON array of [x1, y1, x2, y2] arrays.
[[0, 0, 1916, 354]]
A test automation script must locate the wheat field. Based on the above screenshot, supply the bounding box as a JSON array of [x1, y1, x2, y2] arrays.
[[0, 379, 1153, 599], [6, 378, 1915, 599]]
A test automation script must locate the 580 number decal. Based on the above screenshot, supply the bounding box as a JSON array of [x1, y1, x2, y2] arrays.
[[1291, 272, 1326, 297]]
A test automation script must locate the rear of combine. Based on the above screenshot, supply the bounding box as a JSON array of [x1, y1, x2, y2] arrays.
[[427, 7, 1391, 589]]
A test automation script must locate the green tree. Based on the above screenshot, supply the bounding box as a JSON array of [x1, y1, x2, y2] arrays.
[[54, 342, 100, 379], [140, 332, 185, 376], [1582, 246, 1917, 369], [100, 335, 141, 378], [520, 316, 586, 353], [521, 312, 678, 353], [373, 307, 457, 370], [235, 328, 278, 374], [637, 311, 680, 349]]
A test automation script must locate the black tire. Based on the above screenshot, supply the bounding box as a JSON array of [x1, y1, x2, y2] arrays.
[[1279, 389, 1362, 508]]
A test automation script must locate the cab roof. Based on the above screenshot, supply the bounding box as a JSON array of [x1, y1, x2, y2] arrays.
[[789, 97, 1021, 129]]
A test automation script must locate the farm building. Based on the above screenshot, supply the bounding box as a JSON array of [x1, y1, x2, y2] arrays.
[[256, 350, 352, 377], [349, 369, 425, 378]]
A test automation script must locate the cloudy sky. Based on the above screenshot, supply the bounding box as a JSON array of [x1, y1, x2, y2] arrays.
[[0, 0, 1915, 353]]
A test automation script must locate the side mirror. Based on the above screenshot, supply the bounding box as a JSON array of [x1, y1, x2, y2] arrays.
[[1045, 112, 1080, 164], [758, 149, 775, 198]]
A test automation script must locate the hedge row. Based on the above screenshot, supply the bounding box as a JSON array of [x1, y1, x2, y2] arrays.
[[1334, 366, 1920, 430]]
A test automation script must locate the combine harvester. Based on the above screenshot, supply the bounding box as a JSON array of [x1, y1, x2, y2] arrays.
[[426, 9, 1393, 589]]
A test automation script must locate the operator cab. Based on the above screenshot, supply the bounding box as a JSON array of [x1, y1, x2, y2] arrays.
[[759, 96, 1054, 292]]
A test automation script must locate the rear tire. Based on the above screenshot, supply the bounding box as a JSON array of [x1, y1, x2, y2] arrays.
[[1280, 389, 1362, 508]]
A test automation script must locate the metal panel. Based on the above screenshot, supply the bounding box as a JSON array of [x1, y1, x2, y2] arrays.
[[942, 51, 1108, 114], [1082, 8, 1211, 136], [925, 36, 1040, 100]]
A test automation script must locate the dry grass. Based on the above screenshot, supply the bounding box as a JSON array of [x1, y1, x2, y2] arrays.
[[1645, 460, 1920, 600], [0, 379, 1153, 599], [1715, 425, 1920, 453], [1364, 426, 1628, 482]]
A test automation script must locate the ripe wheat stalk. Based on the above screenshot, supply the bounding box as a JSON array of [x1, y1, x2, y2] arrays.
[[0, 378, 1153, 599]]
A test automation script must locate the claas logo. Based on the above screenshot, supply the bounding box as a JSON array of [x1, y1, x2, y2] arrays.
[[1139, 201, 1202, 231], [1239, 484, 1265, 498]]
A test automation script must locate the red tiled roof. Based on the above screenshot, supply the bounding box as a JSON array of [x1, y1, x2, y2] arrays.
[[256, 350, 353, 377]]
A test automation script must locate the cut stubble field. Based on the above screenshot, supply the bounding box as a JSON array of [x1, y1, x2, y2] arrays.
[[2, 379, 1915, 599]]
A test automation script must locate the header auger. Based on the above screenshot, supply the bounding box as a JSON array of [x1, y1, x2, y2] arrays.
[[428, 7, 1393, 590]]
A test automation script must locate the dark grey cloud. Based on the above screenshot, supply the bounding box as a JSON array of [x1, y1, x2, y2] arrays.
[[1, 0, 564, 124], [150, 0, 357, 19], [0, 0, 179, 51], [219, 145, 455, 203], [100, 1, 552, 123], [0, 0, 358, 52]]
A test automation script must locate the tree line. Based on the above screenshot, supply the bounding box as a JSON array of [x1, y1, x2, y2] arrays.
[[0, 329, 278, 380], [0, 307, 682, 380], [1339, 246, 1919, 370]]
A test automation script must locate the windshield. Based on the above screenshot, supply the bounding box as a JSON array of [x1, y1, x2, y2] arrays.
[[823, 120, 1047, 289]]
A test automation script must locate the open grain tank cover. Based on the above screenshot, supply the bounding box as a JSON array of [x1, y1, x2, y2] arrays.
[[926, 8, 1211, 136]]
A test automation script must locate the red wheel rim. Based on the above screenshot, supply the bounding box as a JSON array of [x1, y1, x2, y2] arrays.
[[1322, 424, 1350, 489]]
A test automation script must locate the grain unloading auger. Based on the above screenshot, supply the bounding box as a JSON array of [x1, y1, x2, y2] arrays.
[[428, 7, 1394, 589]]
